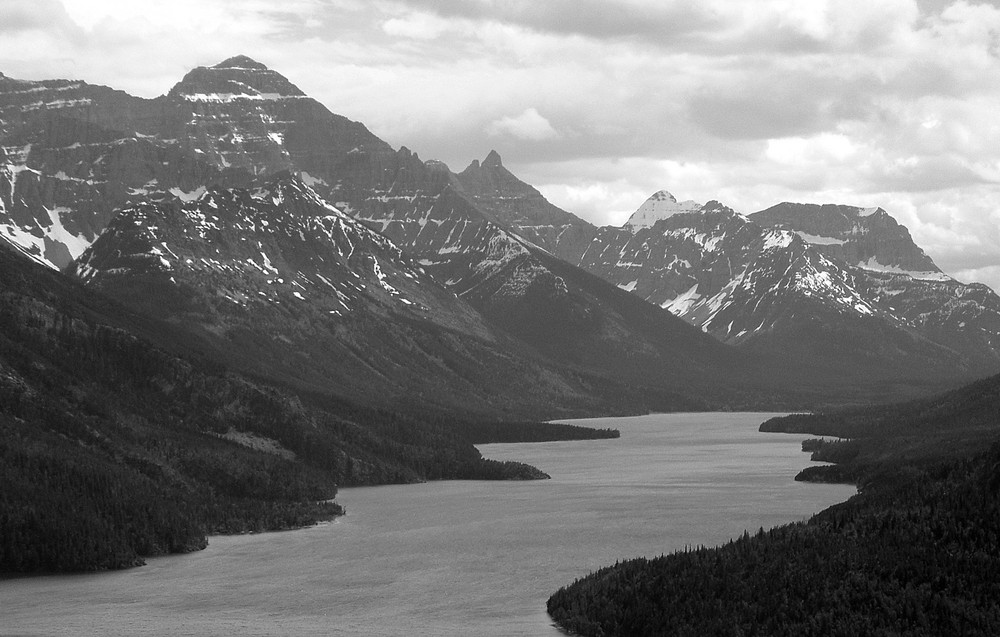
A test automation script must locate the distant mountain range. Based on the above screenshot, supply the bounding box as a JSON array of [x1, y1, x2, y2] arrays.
[[456, 152, 1000, 387], [3, 54, 999, 415]]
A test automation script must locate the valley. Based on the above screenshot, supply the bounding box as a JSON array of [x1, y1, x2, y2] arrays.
[[3, 51, 1000, 636]]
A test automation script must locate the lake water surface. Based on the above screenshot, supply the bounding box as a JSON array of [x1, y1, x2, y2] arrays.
[[1, 413, 855, 636]]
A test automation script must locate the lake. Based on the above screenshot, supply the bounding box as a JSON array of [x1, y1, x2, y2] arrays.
[[0, 413, 855, 636]]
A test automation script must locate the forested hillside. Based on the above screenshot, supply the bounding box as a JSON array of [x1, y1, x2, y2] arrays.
[[548, 443, 1000, 635], [0, 246, 550, 572], [548, 373, 1000, 635]]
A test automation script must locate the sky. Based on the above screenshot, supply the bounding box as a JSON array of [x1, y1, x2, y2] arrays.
[[3, 0, 1000, 290]]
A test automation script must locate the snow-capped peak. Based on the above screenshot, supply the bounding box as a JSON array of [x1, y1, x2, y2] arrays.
[[623, 190, 703, 231]]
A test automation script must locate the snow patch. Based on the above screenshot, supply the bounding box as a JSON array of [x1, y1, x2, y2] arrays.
[[761, 230, 795, 250], [169, 186, 207, 203], [624, 190, 702, 231], [662, 284, 701, 315], [794, 231, 846, 246], [300, 172, 327, 188], [856, 257, 952, 282]]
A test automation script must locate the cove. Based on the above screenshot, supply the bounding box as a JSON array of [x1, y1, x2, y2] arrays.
[[0, 413, 855, 636]]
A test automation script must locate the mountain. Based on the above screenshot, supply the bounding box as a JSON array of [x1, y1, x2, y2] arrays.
[[622, 190, 702, 231], [453, 150, 596, 262], [750, 202, 942, 276], [749, 202, 1000, 367], [340, 150, 795, 408], [9, 56, 997, 408], [0, 58, 748, 413], [450, 152, 1000, 392], [67, 172, 629, 417], [0, 55, 387, 270]]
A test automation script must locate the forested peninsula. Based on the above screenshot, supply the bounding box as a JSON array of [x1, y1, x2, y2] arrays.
[[547, 374, 1000, 636]]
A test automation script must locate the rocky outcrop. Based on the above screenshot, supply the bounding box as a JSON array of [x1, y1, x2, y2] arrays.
[[751, 202, 943, 277]]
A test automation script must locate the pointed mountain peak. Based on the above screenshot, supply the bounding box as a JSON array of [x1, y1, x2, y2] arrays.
[[169, 56, 305, 101], [212, 55, 269, 71], [483, 150, 503, 168], [623, 189, 703, 231], [701, 200, 735, 214]]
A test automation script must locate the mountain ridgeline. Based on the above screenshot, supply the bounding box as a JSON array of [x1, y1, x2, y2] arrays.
[[455, 156, 1000, 393], [5, 56, 1000, 408]]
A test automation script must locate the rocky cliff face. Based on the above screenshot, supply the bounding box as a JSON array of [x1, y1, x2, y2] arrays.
[[750, 202, 944, 278], [453, 150, 596, 262]]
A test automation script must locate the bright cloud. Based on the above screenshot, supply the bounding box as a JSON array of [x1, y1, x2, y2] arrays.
[[486, 108, 559, 141]]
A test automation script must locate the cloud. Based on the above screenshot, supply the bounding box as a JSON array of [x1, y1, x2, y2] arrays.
[[687, 85, 826, 140], [486, 108, 559, 141], [0, 0, 73, 32], [382, 12, 454, 39], [385, 0, 723, 44], [861, 155, 992, 192]]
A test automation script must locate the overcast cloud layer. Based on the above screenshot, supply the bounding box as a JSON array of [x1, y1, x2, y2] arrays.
[[3, 0, 1000, 290]]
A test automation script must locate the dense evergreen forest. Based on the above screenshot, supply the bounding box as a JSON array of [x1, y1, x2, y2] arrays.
[[0, 247, 577, 573], [548, 373, 1000, 636]]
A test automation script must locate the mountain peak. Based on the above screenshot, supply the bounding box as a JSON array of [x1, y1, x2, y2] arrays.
[[650, 189, 678, 203], [623, 189, 702, 231], [750, 202, 942, 276], [169, 56, 305, 101], [212, 55, 269, 71], [483, 150, 503, 168]]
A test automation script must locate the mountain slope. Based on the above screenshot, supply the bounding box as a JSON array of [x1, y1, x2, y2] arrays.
[[67, 173, 623, 417], [450, 150, 1000, 392], [453, 150, 596, 262], [0, 56, 388, 270], [1, 243, 557, 572], [750, 202, 1000, 369], [3, 56, 794, 412]]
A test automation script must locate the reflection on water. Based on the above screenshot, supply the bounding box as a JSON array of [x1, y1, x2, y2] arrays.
[[0, 413, 854, 636]]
